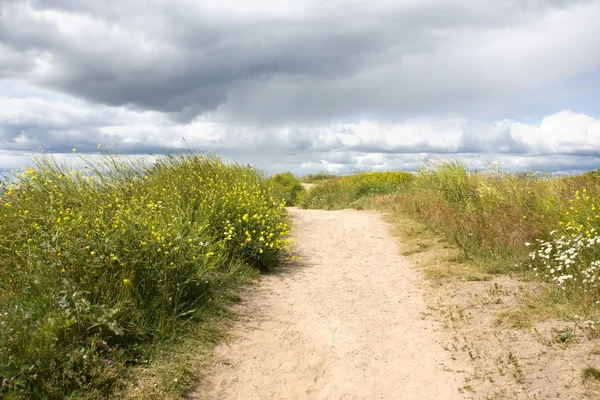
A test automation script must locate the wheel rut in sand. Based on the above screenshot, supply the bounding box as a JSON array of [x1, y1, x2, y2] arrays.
[[190, 208, 467, 399]]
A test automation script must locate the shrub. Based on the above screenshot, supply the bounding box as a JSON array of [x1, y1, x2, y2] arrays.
[[268, 172, 305, 206], [302, 172, 337, 183]]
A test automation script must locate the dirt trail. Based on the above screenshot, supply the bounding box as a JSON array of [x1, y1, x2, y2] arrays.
[[191, 208, 467, 399]]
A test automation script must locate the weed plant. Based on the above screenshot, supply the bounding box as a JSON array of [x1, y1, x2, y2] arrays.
[[528, 188, 600, 306]]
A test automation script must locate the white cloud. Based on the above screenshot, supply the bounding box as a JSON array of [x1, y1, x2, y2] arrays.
[[1, 84, 600, 174], [511, 111, 600, 155]]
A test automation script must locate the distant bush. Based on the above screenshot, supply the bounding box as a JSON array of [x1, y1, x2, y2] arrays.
[[302, 172, 338, 183], [268, 172, 305, 206], [301, 171, 414, 210], [0, 153, 290, 399]]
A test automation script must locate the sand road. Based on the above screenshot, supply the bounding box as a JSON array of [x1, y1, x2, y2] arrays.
[[191, 208, 466, 399]]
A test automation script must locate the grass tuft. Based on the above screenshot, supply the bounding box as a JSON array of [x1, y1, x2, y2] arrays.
[[582, 367, 600, 381]]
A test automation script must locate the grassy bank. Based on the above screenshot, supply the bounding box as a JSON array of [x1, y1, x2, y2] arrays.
[[0, 153, 291, 399], [301, 171, 413, 210], [301, 163, 600, 312]]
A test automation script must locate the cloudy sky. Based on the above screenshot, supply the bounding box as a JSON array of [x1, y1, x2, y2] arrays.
[[1, 0, 600, 175]]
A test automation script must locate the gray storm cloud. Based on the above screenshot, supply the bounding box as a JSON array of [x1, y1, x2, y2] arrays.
[[1, 0, 600, 124], [1, 0, 600, 174]]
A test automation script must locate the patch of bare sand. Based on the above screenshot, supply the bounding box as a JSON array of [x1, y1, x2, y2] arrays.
[[389, 214, 600, 400], [189, 208, 469, 399]]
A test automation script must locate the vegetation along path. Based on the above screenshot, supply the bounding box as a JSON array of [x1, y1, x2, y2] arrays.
[[191, 208, 467, 399]]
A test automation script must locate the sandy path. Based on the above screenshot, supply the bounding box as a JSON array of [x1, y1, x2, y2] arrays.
[[191, 208, 466, 399]]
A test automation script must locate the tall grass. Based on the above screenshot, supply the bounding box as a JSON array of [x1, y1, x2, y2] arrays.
[[0, 153, 290, 399], [378, 163, 598, 269]]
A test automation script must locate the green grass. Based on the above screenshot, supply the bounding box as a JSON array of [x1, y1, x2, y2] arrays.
[[300, 171, 414, 210], [267, 172, 305, 206], [0, 152, 291, 399], [582, 366, 600, 381], [301, 172, 338, 183]]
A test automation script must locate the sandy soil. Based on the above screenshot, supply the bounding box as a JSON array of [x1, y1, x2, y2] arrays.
[[190, 208, 469, 399], [384, 213, 600, 400]]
